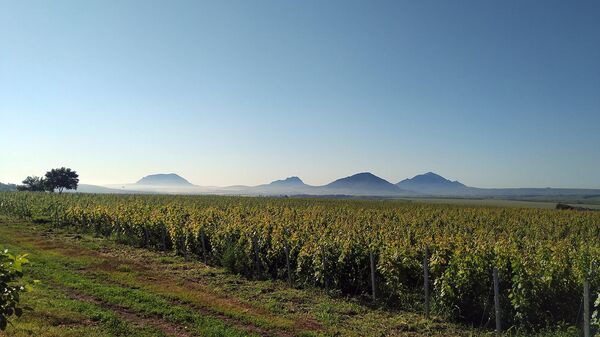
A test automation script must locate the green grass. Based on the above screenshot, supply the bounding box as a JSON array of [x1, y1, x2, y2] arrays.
[[0, 219, 261, 337], [1, 282, 165, 337]]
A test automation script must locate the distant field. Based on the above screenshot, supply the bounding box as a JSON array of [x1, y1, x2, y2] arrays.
[[401, 197, 600, 210]]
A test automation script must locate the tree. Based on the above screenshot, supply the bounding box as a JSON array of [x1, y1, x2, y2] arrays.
[[44, 167, 79, 193], [16, 176, 47, 192]]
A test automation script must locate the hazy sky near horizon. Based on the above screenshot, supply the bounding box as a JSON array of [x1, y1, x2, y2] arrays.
[[1, 1, 599, 188]]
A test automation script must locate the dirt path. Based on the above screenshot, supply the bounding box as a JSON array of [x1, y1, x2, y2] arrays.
[[7, 226, 319, 337], [67, 289, 193, 337]]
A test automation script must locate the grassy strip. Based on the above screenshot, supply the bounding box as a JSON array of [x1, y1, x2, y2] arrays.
[[0, 225, 262, 336], [1, 281, 166, 337]]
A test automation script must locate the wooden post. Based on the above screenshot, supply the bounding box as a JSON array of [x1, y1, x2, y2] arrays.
[[161, 225, 167, 251], [370, 250, 376, 301], [587, 262, 597, 337], [583, 262, 595, 337], [423, 247, 430, 318], [284, 239, 292, 285], [493, 267, 502, 335], [252, 235, 260, 278], [200, 228, 207, 264], [143, 226, 149, 247], [179, 235, 185, 256], [584, 277, 590, 337], [320, 245, 329, 290]]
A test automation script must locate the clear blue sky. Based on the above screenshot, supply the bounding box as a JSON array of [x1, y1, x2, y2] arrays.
[[1, 1, 599, 188]]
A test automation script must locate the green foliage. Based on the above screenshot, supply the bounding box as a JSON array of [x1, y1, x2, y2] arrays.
[[0, 248, 33, 330], [44, 167, 79, 193], [0, 191, 598, 332], [221, 242, 253, 276], [16, 176, 48, 192]]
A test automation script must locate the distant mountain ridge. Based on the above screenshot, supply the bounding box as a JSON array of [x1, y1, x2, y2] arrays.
[[270, 176, 305, 186], [136, 173, 193, 186], [397, 172, 468, 195], [0, 182, 16, 192], [398, 172, 465, 186], [324, 172, 406, 195], [40, 171, 600, 200], [247, 176, 313, 195], [246, 172, 410, 196]]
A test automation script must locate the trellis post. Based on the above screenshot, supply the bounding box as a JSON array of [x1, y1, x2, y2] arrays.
[[284, 230, 292, 285], [583, 262, 596, 337], [320, 245, 329, 290], [493, 267, 502, 335], [143, 226, 149, 247], [161, 225, 167, 251], [370, 249, 376, 301], [200, 228, 207, 264], [423, 246, 430, 318], [252, 234, 260, 278]]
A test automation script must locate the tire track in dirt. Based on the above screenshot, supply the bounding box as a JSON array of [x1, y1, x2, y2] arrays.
[[7, 227, 320, 337], [57, 285, 194, 337]]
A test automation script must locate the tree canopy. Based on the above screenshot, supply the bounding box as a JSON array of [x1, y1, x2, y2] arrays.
[[44, 168, 79, 193], [16, 176, 47, 192]]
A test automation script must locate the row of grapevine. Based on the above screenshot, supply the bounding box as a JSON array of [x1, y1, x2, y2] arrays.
[[0, 191, 598, 331]]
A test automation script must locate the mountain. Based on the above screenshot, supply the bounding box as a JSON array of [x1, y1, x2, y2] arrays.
[[324, 172, 405, 195], [136, 173, 193, 186], [248, 176, 315, 195], [399, 172, 465, 187], [269, 176, 305, 186], [397, 172, 468, 195], [99, 173, 214, 194], [0, 182, 16, 192]]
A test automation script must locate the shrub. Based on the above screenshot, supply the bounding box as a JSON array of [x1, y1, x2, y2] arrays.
[[0, 249, 33, 330]]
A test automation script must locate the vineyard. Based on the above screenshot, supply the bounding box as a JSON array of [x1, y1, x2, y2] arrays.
[[0, 192, 598, 333]]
